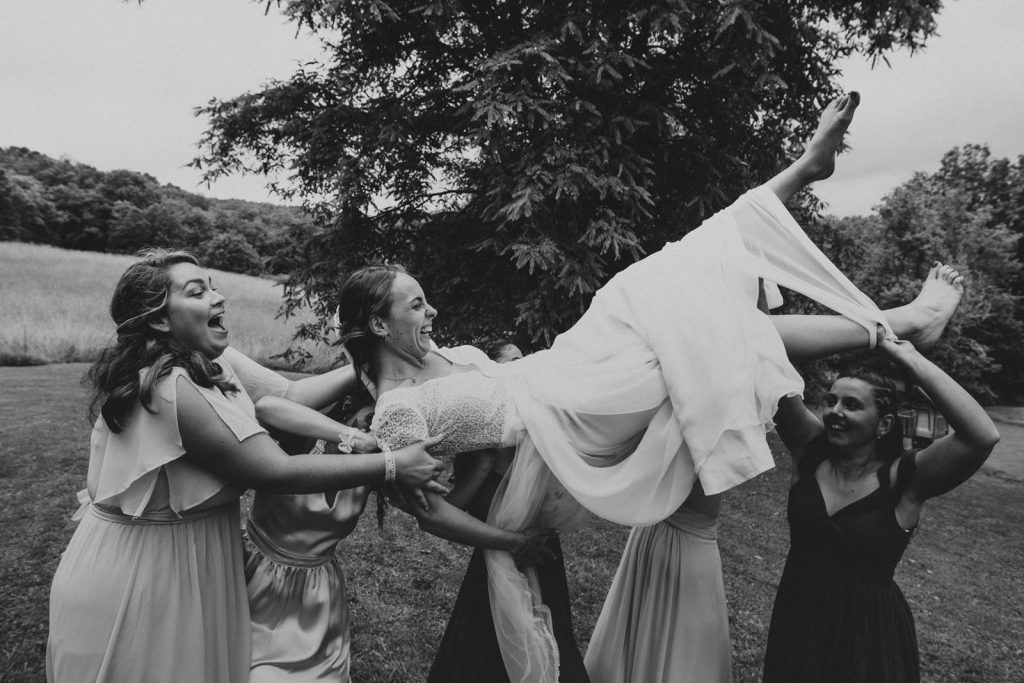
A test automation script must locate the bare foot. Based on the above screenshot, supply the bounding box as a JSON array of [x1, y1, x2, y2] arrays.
[[888, 262, 965, 350], [797, 91, 860, 183]]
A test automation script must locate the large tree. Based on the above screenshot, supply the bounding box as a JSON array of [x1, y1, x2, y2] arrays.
[[194, 0, 942, 347]]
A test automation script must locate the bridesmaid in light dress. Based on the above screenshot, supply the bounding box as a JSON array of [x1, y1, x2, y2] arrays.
[[243, 391, 376, 683], [243, 366, 556, 682], [46, 250, 445, 683]]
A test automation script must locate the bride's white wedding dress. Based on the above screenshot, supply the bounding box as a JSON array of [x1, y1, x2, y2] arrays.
[[371, 186, 890, 683]]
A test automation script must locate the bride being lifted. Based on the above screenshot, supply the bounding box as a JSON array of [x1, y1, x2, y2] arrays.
[[346, 93, 957, 519], [269, 93, 964, 682]]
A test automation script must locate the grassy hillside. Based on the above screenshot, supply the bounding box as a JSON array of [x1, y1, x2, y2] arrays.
[[0, 242, 334, 370], [2, 363, 1022, 681]]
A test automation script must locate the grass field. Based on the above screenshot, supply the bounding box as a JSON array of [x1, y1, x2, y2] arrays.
[[0, 242, 334, 370], [1, 363, 1022, 682]]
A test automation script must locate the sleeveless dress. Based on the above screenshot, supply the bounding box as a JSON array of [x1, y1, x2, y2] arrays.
[[46, 348, 281, 683], [244, 456, 370, 683], [205, 350, 370, 682], [371, 186, 895, 683], [763, 436, 920, 682], [584, 498, 732, 683], [426, 469, 590, 683]]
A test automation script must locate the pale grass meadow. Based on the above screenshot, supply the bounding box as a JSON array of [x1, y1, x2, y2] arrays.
[[0, 242, 336, 369]]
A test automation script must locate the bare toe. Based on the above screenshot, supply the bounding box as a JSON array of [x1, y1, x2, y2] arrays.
[[901, 264, 965, 349]]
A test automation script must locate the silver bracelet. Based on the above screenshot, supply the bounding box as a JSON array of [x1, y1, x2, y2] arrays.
[[337, 426, 357, 454], [382, 444, 397, 483]]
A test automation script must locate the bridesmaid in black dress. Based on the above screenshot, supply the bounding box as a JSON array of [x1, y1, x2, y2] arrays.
[[765, 292, 1000, 683], [427, 341, 591, 683]]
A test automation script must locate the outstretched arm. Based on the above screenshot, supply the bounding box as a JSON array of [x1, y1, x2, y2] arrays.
[[222, 346, 360, 410], [882, 338, 1000, 504], [176, 377, 445, 494], [446, 450, 499, 510], [402, 490, 554, 566], [282, 364, 361, 410], [773, 395, 824, 481], [255, 395, 378, 454]]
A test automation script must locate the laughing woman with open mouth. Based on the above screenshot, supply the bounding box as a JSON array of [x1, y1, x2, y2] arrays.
[[46, 249, 447, 683]]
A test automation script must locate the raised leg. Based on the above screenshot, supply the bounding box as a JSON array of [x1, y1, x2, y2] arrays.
[[771, 263, 964, 360], [766, 92, 860, 204]]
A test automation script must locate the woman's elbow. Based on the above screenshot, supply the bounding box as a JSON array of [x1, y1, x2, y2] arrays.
[[253, 396, 277, 422], [961, 428, 999, 466], [978, 427, 1001, 455]]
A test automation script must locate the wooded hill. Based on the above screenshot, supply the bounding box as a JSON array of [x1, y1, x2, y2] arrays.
[[0, 146, 312, 276]]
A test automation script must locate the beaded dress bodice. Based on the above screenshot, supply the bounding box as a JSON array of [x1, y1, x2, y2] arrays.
[[371, 367, 515, 457]]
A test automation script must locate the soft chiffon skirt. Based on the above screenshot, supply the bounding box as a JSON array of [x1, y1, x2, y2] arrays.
[[46, 503, 250, 683], [428, 471, 590, 683], [244, 519, 352, 683], [763, 551, 919, 682], [585, 507, 732, 683]]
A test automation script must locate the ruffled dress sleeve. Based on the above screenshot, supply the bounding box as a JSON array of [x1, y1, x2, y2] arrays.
[[435, 344, 493, 369], [217, 346, 290, 402], [87, 367, 268, 517]]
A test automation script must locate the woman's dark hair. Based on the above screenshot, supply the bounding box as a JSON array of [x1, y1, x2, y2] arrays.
[[85, 249, 237, 433], [838, 367, 903, 461], [485, 339, 515, 361], [335, 264, 407, 385]]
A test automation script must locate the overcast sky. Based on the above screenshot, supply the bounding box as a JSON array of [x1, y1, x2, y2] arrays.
[[2, 0, 1022, 217]]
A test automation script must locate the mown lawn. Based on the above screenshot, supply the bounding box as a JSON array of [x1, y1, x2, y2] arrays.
[[1, 364, 1021, 682]]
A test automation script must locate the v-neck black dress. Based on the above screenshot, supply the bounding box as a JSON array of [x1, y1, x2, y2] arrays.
[[763, 436, 920, 683]]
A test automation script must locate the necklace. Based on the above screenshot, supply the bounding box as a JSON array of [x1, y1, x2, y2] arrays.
[[377, 375, 420, 384], [829, 458, 872, 489], [375, 357, 428, 385]]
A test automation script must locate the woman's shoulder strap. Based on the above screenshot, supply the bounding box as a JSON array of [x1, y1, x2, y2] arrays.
[[878, 450, 917, 495], [892, 451, 918, 497]]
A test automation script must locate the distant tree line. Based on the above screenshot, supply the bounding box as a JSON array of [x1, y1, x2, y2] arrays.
[[0, 146, 314, 276], [794, 144, 1024, 403]]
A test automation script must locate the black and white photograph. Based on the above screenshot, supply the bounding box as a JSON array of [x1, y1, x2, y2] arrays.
[[2, 1, 1022, 681]]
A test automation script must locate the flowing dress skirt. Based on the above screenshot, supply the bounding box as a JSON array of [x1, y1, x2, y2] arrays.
[[47, 503, 250, 683], [428, 470, 590, 683], [244, 517, 354, 683], [585, 505, 732, 683]]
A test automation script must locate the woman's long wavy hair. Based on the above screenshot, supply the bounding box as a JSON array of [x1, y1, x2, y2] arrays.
[[335, 264, 407, 386], [85, 249, 237, 433], [837, 367, 903, 462]]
